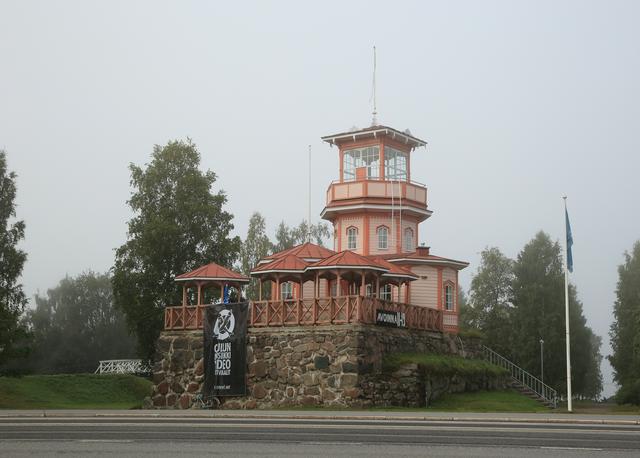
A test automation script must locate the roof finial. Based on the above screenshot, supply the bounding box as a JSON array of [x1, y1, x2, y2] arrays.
[[371, 45, 378, 126]]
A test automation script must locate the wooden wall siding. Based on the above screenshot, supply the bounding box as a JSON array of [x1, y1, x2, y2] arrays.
[[407, 265, 438, 309], [339, 215, 363, 253]]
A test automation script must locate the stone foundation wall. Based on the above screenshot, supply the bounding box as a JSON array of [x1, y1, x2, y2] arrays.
[[148, 324, 486, 409]]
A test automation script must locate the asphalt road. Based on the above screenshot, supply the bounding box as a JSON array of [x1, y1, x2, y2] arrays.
[[1, 415, 640, 457]]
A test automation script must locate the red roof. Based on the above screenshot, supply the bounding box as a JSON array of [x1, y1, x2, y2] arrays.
[[307, 250, 388, 271], [265, 242, 335, 261], [175, 262, 250, 283], [252, 254, 309, 274], [370, 257, 419, 279], [374, 251, 469, 270]]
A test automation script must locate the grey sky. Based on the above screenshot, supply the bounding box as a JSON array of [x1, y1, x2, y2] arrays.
[[1, 1, 638, 396]]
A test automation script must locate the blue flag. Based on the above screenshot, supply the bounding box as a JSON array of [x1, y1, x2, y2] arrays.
[[223, 285, 230, 304], [565, 208, 573, 273]]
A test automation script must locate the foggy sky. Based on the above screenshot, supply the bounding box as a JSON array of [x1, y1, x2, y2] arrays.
[[1, 1, 639, 396]]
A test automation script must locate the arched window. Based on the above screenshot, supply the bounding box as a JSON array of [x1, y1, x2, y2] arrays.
[[444, 283, 454, 311], [347, 227, 358, 250], [377, 226, 389, 250], [404, 228, 414, 252]]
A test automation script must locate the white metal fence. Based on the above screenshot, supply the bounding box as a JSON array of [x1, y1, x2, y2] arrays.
[[94, 359, 151, 375], [482, 345, 558, 408]]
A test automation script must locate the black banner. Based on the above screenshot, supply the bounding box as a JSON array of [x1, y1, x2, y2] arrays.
[[375, 309, 407, 328], [203, 302, 248, 397]]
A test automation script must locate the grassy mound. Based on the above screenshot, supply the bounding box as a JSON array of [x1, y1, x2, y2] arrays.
[[383, 353, 508, 378], [428, 390, 548, 412], [0, 374, 152, 409]]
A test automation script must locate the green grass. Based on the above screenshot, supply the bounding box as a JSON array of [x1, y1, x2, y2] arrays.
[[0, 374, 153, 409], [427, 389, 549, 412], [383, 353, 508, 378]]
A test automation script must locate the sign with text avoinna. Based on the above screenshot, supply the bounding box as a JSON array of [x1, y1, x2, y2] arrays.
[[375, 309, 407, 328], [203, 302, 248, 397]]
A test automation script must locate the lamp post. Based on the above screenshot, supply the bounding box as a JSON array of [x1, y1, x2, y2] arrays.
[[540, 338, 545, 383]]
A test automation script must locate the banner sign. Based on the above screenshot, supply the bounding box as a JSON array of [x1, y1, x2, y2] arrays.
[[203, 302, 248, 397], [375, 309, 407, 328]]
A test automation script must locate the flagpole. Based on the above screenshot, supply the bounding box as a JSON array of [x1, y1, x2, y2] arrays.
[[563, 196, 573, 412]]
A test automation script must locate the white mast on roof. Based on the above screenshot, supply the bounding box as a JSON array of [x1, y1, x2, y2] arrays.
[[371, 45, 378, 127], [307, 144, 312, 243]]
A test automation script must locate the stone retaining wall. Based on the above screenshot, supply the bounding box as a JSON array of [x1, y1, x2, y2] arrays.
[[148, 324, 485, 409]]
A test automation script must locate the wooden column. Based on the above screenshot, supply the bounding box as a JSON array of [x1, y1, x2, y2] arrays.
[[360, 269, 366, 296], [275, 274, 281, 301], [376, 275, 380, 298], [315, 271, 320, 298], [336, 270, 342, 296], [182, 284, 187, 306], [219, 282, 224, 303], [258, 279, 263, 301], [197, 282, 203, 305], [299, 276, 304, 300]]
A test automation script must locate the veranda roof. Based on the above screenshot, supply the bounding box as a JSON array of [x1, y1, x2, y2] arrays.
[[370, 257, 419, 280], [175, 262, 250, 283], [306, 250, 388, 272], [251, 254, 309, 275], [263, 242, 336, 263]]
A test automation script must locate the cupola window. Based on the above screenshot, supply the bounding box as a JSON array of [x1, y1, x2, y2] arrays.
[[343, 146, 380, 181], [384, 146, 408, 180], [347, 227, 358, 250], [404, 228, 414, 252], [377, 226, 389, 250]]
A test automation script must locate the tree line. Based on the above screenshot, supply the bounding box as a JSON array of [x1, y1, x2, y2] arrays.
[[0, 141, 638, 405], [460, 234, 607, 400]]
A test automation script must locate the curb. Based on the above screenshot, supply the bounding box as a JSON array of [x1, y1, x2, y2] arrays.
[[1, 411, 638, 426]]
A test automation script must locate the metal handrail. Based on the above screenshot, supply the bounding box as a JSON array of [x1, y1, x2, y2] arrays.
[[482, 345, 558, 408], [94, 359, 151, 375]]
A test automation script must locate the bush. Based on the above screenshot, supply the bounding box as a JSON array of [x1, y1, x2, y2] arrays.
[[383, 353, 508, 378], [616, 379, 640, 405]]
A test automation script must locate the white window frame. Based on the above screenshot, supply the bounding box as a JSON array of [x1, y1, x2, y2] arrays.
[[377, 226, 389, 250], [404, 228, 414, 252], [281, 282, 293, 300], [444, 283, 454, 311], [384, 146, 408, 181], [347, 227, 358, 250], [380, 284, 392, 301], [343, 146, 380, 181]]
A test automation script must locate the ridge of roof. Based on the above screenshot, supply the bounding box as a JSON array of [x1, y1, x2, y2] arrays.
[[265, 242, 336, 261], [252, 254, 309, 273], [175, 262, 250, 282]]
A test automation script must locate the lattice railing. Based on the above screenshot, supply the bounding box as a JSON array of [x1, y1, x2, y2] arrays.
[[94, 359, 151, 375]]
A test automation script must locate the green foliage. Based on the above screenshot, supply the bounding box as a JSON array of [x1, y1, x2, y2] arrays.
[[428, 389, 549, 412], [273, 220, 331, 252], [112, 139, 241, 359], [0, 150, 29, 367], [511, 231, 602, 399], [382, 353, 508, 378], [22, 272, 135, 374], [240, 212, 274, 300], [466, 247, 514, 356], [0, 374, 152, 409], [609, 241, 640, 404]]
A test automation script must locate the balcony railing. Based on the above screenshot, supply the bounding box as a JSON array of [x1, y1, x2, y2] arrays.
[[326, 179, 427, 207], [164, 296, 443, 332]]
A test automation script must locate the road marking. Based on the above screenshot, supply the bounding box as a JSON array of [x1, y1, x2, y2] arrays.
[[540, 446, 604, 451], [76, 439, 134, 443]]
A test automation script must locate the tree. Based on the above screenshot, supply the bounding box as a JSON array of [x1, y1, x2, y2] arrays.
[[112, 140, 241, 359], [511, 231, 602, 398], [24, 272, 135, 373], [466, 247, 514, 356], [609, 241, 640, 404], [240, 212, 273, 300], [0, 150, 29, 367], [273, 220, 331, 252]]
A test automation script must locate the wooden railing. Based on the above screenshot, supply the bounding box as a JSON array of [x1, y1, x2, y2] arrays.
[[164, 296, 443, 332]]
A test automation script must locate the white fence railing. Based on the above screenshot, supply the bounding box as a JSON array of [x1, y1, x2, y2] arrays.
[[482, 345, 558, 408], [94, 359, 151, 375]]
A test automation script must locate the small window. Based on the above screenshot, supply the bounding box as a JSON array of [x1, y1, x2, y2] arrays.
[[281, 282, 293, 300], [404, 228, 414, 252], [377, 226, 388, 250], [380, 284, 392, 301], [444, 284, 454, 311], [347, 227, 357, 250]]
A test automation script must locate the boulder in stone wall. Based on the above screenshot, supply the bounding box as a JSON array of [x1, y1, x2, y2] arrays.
[[339, 373, 358, 388], [245, 399, 257, 409], [172, 381, 185, 394], [194, 358, 204, 376], [179, 393, 191, 409], [153, 371, 166, 384], [173, 336, 190, 350], [249, 360, 267, 378], [152, 394, 166, 407], [187, 382, 199, 393], [166, 393, 177, 407], [285, 386, 295, 398], [253, 384, 267, 399], [314, 355, 329, 370], [157, 381, 169, 395], [300, 396, 319, 406], [191, 338, 203, 350], [304, 386, 320, 396], [156, 337, 172, 353], [302, 373, 319, 387], [343, 387, 361, 399], [170, 349, 192, 373]]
